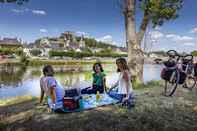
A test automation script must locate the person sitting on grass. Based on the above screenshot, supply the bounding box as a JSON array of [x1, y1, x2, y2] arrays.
[[40, 65, 64, 109], [108, 58, 134, 108], [81, 62, 106, 94]]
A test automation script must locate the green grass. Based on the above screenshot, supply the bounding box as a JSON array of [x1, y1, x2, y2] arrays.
[[0, 82, 197, 131], [133, 80, 162, 90], [0, 96, 38, 106]]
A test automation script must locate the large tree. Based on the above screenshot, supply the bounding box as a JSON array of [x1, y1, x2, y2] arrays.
[[123, 0, 183, 84]]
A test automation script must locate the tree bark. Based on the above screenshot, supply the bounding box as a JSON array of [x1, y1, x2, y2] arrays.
[[124, 0, 144, 83]]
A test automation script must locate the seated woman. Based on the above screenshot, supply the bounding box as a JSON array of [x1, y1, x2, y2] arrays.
[[40, 65, 64, 110], [81, 62, 106, 94], [108, 58, 134, 108]]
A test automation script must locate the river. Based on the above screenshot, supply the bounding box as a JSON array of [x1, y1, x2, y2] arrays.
[[0, 64, 163, 99]]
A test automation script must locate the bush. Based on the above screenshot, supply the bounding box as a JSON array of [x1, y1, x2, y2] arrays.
[[49, 50, 126, 58], [30, 49, 42, 56], [191, 50, 197, 56]]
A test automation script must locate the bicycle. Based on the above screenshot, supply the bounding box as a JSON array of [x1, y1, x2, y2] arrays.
[[160, 50, 196, 96], [182, 55, 197, 90]]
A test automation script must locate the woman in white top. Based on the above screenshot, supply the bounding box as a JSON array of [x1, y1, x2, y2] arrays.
[[108, 58, 134, 108]]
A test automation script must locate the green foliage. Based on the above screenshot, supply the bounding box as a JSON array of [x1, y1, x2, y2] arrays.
[[30, 49, 42, 56], [84, 38, 118, 49], [191, 50, 197, 56], [0, 48, 12, 55], [0, 0, 28, 5], [139, 0, 183, 27], [14, 49, 24, 56], [49, 50, 127, 58], [20, 54, 29, 65], [0, 48, 24, 56]]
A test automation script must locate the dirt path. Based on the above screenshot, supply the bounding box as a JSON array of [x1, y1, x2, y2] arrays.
[[0, 85, 197, 131]]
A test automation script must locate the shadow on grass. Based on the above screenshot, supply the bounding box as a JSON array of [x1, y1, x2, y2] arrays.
[[1, 100, 197, 131]]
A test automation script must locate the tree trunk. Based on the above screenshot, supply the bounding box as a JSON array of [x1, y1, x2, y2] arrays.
[[124, 0, 144, 84]]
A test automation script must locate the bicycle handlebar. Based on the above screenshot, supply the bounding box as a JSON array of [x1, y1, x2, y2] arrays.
[[183, 54, 193, 61], [166, 50, 178, 57], [166, 50, 193, 62]]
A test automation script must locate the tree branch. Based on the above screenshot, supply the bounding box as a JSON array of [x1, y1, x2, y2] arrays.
[[137, 10, 149, 45]]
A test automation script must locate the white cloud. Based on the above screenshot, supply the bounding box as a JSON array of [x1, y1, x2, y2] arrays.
[[183, 42, 195, 46], [154, 26, 162, 30], [11, 9, 24, 13], [32, 10, 46, 15], [189, 27, 197, 33], [11, 8, 29, 13], [97, 35, 119, 46], [149, 31, 164, 41], [166, 34, 193, 42], [76, 31, 90, 37], [11, 8, 46, 15], [40, 29, 48, 33]]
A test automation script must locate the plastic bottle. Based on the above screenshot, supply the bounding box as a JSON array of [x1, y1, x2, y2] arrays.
[[96, 91, 100, 102]]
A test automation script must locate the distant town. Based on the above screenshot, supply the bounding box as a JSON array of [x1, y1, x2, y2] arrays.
[[1, 31, 196, 64], [0, 31, 128, 60]]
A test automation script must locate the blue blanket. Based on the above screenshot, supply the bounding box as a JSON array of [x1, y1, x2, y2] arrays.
[[53, 93, 118, 113]]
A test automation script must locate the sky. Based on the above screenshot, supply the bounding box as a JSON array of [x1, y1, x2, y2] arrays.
[[0, 0, 197, 52]]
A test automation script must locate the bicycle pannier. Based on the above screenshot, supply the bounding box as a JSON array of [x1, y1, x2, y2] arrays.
[[178, 71, 186, 84], [161, 68, 174, 81], [194, 63, 197, 77]]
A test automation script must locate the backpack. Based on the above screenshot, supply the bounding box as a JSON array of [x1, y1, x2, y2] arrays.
[[63, 88, 81, 110]]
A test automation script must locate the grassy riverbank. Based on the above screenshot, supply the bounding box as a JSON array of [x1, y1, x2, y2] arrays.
[[0, 81, 197, 131]]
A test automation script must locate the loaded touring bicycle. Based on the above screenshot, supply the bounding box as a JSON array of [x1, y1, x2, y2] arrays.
[[161, 50, 197, 96]]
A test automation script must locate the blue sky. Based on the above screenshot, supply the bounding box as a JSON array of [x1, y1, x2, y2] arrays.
[[0, 0, 197, 52]]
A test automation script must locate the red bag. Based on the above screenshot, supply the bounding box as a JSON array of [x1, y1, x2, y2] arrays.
[[63, 97, 80, 110]]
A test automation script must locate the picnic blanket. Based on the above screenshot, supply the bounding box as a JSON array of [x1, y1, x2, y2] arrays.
[[53, 93, 118, 113]]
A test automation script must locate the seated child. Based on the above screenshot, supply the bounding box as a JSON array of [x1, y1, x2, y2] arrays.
[[81, 62, 106, 94], [40, 65, 64, 110]]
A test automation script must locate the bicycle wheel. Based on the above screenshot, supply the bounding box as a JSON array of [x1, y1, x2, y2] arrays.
[[164, 69, 179, 96], [184, 74, 196, 90]]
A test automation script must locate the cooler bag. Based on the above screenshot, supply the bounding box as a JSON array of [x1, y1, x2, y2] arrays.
[[63, 88, 81, 110]]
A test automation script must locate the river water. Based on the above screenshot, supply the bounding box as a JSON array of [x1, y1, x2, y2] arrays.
[[0, 64, 162, 99]]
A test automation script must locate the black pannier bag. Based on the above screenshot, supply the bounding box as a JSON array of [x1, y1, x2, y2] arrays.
[[194, 63, 197, 77], [163, 60, 176, 68], [182, 59, 189, 71], [161, 68, 174, 81], [178, 71, 186, 84]]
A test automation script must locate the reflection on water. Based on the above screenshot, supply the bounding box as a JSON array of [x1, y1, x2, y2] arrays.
[[0, 65, 27, 87], [0, 64, 162, 99]]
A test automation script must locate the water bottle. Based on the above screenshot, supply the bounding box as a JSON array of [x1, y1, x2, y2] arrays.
[[96, 91, 100, 102]]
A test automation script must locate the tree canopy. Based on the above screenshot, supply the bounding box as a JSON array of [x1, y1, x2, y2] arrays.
[[138, 0, 183, 27]]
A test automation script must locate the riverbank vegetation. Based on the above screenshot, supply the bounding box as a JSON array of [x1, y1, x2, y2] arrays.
[[48, 49, 127, 58]]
